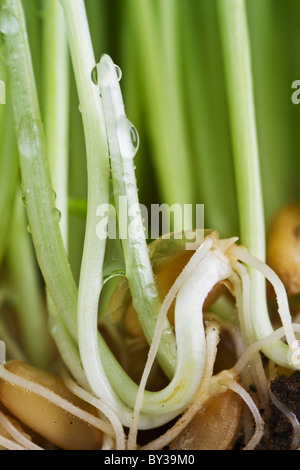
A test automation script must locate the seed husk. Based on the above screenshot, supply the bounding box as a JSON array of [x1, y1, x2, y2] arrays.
[[266, 204, 300, 296], [0, 361, 103, 450], [169, 390, 242, 450]]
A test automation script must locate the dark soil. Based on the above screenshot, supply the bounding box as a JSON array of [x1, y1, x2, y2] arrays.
[[256, 371, 300, 450]]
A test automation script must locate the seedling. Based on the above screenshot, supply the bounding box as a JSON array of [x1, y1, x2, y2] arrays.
[[0, 0, 299, 451]]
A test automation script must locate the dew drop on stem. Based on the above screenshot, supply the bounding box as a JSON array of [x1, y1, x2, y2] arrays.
[[117, 116, 139, 160], [146, 283, 157, 298], [114, 64, 122, 81], [130, 126, 139, 150], [18, 117, 43, 160], [0, 9, 19, 36], [91, 66, 98, 85], [20, 193, 26, 207], [53, 208, 61, 223]]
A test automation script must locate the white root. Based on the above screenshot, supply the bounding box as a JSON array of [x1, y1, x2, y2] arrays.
[[269, 390, 300, 450], [0, 365, 114, 437], [0, 408, 43, 450], [221, 378, 264, 450], [0, 435, 27, 451], [62, 372, 126, 450]]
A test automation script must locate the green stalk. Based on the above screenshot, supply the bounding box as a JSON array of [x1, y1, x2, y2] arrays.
[[68, 71, 87, 283], [98, 54, 177, 378], [0, 97, 18, 266], [60, 0, 112, 409], [1, 0, 77, 341], [43, 0, 69, 247], [21, 0, 43, 104], [180, 0, 238, 238], [247, 0, 293, 225], [85, 0, 106, 62], [7, 195, 52, 369], [60, 0, 181, 427], [129, 0, 196, 210], [217, 0, 290, 365]]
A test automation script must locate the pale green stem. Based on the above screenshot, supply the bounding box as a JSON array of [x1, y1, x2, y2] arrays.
[[97, 54, 176, 378], [217, 0, 289, 364], [7, 194, 52, 369], [247, 0, 293, 225], [0, 97, 18, 267], [0, 289, 27, 362], [1, 0, 77, 340], [43, 0, 69, 248], [129, 0, 195, 210]]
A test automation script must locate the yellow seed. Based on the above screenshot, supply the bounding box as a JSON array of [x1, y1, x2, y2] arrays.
[[169, 390, 242, 450], [267, 204, 300, 296], [0, 361, 102, 450]]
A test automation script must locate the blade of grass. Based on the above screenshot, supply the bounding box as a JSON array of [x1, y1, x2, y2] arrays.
[[42, 0, 69, 248], [97, 54, 177, 378], [247, 0, 294, 225], [7, 194, 53, 369], [128, 0, 196, 214], [217, 0, 291, 365], [0, 97, 18, 267], [1, 0, 77, 341], [180, 0, 238, 238]]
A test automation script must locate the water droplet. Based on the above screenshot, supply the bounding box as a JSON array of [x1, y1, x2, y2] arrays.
[[117, 116, 139, 160], [18, 117, 43, 160], [130, 126, 139, 149], [20, 193, 26, 207], [91, 66, 98, 85], [53, 208, 61, 223], [146, 283, 157, 298], [126, 182, 136, 195], [0, 9, 19, 35], [26, 224, 31, 234], [163, 327, 174, 336], [114, 64, 122, 81]]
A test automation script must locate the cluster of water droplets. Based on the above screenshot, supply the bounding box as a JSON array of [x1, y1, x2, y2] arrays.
[[91, 63, 122, 86], [91, 61, 140, 162]]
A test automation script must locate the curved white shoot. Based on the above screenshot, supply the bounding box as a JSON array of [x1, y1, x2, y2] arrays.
[[140, 322, 220, 451], [127, 236, 234, 448], [97, 53, 177, 377], [229, 244, 300, 369]]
